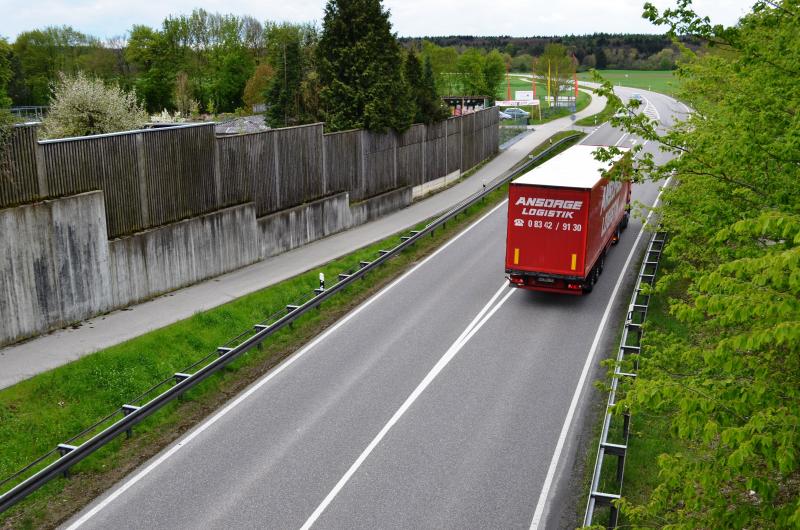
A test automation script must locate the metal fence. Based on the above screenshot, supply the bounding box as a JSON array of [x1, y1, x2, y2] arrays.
[[583, 230, 668, 528], [0, 131, 577, 516]]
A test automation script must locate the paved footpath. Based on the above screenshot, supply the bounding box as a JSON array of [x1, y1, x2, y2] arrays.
[[0, 92, 605, 390]]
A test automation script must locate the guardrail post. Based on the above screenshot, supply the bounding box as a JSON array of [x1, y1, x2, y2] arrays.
[[121, 405, 141, 438], [56, 444, 77, 478], [609, 505, 619, 529]]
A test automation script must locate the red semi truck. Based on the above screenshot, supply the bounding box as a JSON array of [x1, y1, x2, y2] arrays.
[[505, 145, 631, 295]]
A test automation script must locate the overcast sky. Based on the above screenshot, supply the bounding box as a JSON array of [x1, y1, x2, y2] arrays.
[[1, 0, 756, 41]]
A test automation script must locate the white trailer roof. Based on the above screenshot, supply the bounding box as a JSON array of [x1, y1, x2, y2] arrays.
[[512, 144, 628, 189]]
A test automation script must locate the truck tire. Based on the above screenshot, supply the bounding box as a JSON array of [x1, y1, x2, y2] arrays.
[[582, 267, 598, 293], [598, 253, 605, 275], [621, 211, 629, 230], [612, 225, 621, 245]]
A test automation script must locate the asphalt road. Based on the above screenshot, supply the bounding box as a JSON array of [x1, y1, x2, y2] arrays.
[[63, 88, 682, 530]]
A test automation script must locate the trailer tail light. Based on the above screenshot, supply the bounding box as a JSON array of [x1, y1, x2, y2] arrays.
[[509, 275, 524, 285], [567, 282, 582, 290]]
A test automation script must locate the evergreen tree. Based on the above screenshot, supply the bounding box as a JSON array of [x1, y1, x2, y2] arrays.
[[405, 53, 449, 123], [317, 0, 413, 132], [404, 50, 424, 123], [594, 46, 607, 69]]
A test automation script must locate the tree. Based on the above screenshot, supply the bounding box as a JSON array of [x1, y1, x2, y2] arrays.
[[592, 1, 800, 527], [0, 39, 13, 108], [539, 43, 573, 107], [125, 25, 182, 112], [510, 53, 534, 73], [41, 72, 148, 138], [264, 23, 306, 127], [243, 63, 274, 110], [420, 40, 459, 95], [10, 26, 97, 105], [173, 71, 197, 117], [594, 46, 608, 69], [456, 48, 505, 98], [317, 0, 413, 132], [420, 56, 448, 122]]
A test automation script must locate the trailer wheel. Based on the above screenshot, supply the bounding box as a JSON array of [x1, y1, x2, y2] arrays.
[[598, 253, 605, 275], [612, 225, 621, 245], [621, 211, 629, 230], [582, 267, 598, 294]]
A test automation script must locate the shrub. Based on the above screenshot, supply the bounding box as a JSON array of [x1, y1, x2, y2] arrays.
[[41, 72, 148, 139]]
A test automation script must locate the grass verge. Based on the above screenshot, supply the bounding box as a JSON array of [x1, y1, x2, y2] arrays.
[[574, 91, 621, 127], [0, 133, 584, 529]]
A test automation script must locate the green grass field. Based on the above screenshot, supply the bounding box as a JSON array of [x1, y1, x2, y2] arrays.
[[577, 69, 677, 95]]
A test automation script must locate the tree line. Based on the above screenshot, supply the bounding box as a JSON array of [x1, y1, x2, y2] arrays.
[[405, 33, 701, 72]]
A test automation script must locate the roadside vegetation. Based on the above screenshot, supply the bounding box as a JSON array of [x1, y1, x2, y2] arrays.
[[574, 91, 621, 127], [587, 1, 800, 527], [0, 131, 585, 529]]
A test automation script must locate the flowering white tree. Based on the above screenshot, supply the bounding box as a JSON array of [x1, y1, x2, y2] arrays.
[[41, 72, 148, 139]]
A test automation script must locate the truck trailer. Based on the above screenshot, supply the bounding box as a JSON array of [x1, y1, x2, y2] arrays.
[[505, 144, 631, 295]]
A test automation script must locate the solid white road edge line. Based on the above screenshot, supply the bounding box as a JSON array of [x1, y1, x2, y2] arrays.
[[300, 283, 515, 530], [529, 177, 672, 529], [65, 199, 510, 530]]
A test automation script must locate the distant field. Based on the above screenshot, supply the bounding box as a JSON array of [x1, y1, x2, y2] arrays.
[[577, 69, 677, 95]]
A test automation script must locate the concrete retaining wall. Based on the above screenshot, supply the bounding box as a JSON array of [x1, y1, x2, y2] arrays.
[[0, 192, 112, 345], [412, 171, 461, 200], [0, 184, 416, 347], [258, 187, 413, 258], [349, 187, 412, 226], [110, 203, 260, 307]]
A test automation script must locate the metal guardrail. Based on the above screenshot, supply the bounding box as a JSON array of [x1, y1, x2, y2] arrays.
[[0, 133, 584, 514], [583, 230, 668, 528]]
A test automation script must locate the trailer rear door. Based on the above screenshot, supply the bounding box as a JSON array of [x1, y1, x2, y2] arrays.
[[505, 184, 590, 277]]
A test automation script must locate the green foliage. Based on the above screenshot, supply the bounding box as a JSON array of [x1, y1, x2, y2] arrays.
[[456, 48, 505, 99], [0, 38, 13, 109], [243, 63, 274, 109], [41, 72, 147, 139], [539, 43, 575, 107], [125, 24, 182, 113], [420, 40, 459, 95], [317, 0, 413, 132], [9, 26, 102, 105], [405, 51, 448, 124], [596, 1, 800, 527], [264, 23, 318, 128], [0, 110, 17, 181]]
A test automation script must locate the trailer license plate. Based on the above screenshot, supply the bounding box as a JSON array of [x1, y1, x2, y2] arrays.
[[538, 277, 554, 283]]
